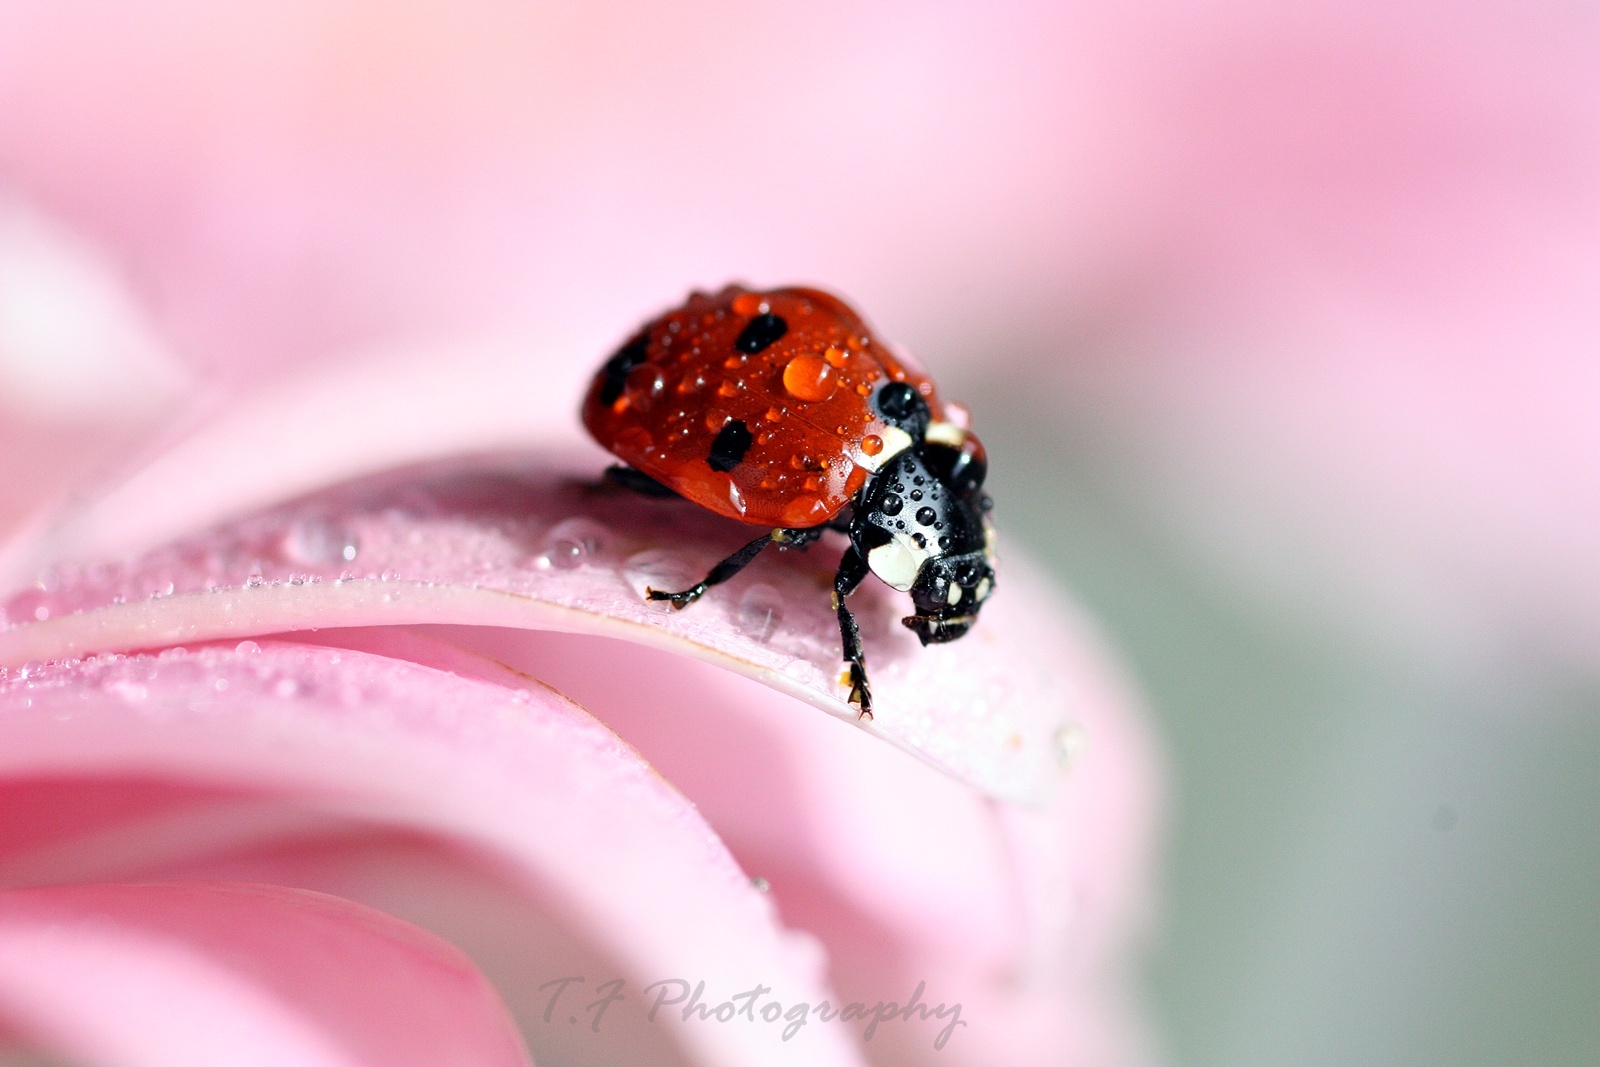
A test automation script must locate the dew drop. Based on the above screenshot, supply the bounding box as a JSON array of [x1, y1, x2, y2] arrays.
[[823, 346, 847, 368], [861, 434, 884, 456], [782, 495, 827, 527], [1053, 722, 1089, 769], [737, 584, 785, 643], [274, 677, 301, 699], [625, 549, 699, 609], [282, 517, 360, 567], [782, 353, 838, 402], [106, 679, 148, 703], [235, 640, 261, 655], [731, 292, 766, 317], [540, 518, 608, 570]]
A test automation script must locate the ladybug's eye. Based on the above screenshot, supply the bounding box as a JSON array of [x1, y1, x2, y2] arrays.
[[923, 439, 987, 496]]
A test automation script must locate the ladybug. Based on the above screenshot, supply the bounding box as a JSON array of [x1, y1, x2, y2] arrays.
[[582, 285, 995, 719]]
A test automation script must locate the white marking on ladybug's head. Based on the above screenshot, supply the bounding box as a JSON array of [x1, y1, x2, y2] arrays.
[[975, 577, 992, 601], [867, 535, 928, 591], [924, 421, 965, 449], [983, 519, 998, 562]]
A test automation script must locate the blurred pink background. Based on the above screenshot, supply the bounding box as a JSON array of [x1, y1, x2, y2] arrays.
[[0, 2, 1596, 1063]]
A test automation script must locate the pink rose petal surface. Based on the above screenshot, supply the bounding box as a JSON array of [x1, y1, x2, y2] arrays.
[[0, 455, 1079, 805], [0, 642, 863, 1067], [0, 881, 532, 1067]]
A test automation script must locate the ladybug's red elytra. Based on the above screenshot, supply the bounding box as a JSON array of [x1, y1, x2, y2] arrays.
[[582, 285, 995, 718]]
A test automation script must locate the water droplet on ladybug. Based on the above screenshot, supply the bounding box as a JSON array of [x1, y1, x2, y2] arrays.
[[861, 435, 884, 456], [717, 380, 740, 398], [782, 353, 838, 402], [916, 506, 937, 526], [782, 495, 827, 526], [824, 346, 847, 368], [881, 493, 903, 516], [732, 292, 766, 317], [765, 406, 786, 422]]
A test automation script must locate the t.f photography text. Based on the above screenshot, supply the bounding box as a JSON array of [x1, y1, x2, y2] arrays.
[[538, 975, 968, 1051]]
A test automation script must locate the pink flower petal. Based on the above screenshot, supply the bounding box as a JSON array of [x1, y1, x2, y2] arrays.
[[419, 604, 1159, 1065], [0, 456, 1079, 806], [0, 880, 531, 1067], [0, 643, 864, 1066]]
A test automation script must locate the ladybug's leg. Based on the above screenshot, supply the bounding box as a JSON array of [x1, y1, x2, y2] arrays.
[[832, 547, 873, 720], [646, 533, 774, 608]]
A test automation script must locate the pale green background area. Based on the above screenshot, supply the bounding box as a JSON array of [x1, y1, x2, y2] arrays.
[[963, 374, 1600, 1067]]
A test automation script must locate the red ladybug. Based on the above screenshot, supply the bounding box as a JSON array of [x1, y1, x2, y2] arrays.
[[582, 285, 995, 718]]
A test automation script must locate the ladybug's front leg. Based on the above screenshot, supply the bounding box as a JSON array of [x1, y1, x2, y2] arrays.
[[832, 547, 873, 720]]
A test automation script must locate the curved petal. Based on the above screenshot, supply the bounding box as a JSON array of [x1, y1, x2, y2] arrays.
[[0, 456, 1079, 806], [0, 643, 862, 1067], [0, 881, 530, 1067], [406, 561, 1158, 1064]]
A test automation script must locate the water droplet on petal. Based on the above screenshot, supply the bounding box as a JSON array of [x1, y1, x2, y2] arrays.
[[625, 549, 699, 609], [235, 640, 260, 655], [1053, 722, 1089, 769], [106, 679, 148, 703], [737, 584, 784, 643], [282, 516, 360, 567], [540, 518, 609, 570]]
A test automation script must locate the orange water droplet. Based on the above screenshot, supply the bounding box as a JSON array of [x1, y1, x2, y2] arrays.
[[855, 382, 872, 396], [732, 292, 765, 317], [610, 395, 631, 414], [705, 411, 728, 431], [782, 354, 837, 402], [788, 453, 813, 471], [823, 346, 847, 368], [717, 380, 740, 398], [803, 474, 823, 492], [783, 495, 827, 526], [861, 434, 884, 456], [765, 406, 786, 422], [723, 356, 743, 369]]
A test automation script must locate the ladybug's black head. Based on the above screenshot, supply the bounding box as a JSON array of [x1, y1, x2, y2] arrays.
[[901, 550, 995, 646]]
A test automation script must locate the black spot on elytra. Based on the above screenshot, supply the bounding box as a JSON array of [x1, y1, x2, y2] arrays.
[[598, 334, 650, 405], [735, 313, 788, 354], [707, 419, 754, 472]]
